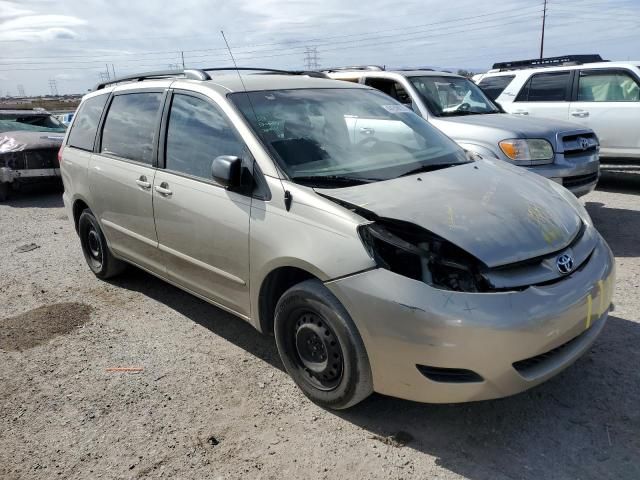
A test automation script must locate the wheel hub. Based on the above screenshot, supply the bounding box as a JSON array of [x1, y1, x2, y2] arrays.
[[293, 313, 343, 390], [86, 227, 102, 265]]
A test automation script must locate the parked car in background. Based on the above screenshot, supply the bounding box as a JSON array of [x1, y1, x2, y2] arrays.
[[326, 66, 600, 197], [473, 54, 640, 162], [0, 109, 66, 201], [61, 68, 614, 409]]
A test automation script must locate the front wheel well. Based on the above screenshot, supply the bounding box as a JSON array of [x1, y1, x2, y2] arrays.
[[258, 267, 316, 335], [72, 199, 89, 232]]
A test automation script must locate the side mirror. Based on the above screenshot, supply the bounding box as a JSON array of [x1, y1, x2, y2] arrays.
[[211, 155, 242, 189]]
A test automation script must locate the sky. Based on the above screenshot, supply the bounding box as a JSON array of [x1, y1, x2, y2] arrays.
[[1, 0, 639, 96]]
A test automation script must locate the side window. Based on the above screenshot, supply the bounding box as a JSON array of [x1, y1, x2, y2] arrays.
[[515, 71, 570, 102], [101, 92, 163, 164], [478, 75, 515, 100], [578, 70, 640, 102], [364, 78, 411, 103], [67, 94, 109, 151], [165, 94, 245, 180]]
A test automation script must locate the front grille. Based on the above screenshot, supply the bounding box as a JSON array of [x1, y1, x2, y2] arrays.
[[416, 365, 483, 383], [562, 133, 599, 156], [563, 172, 599, 189], [25, 148, 59, 169]]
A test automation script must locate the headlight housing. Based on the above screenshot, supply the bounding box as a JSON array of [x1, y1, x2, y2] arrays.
[[499, 139, 554, 164], [358, 220, 490, 292]]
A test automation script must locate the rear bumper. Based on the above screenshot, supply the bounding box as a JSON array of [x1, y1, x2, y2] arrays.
[[0, 167, 61, 183], [326, 234, 615, 403]]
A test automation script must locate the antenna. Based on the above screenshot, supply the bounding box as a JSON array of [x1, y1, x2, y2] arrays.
[[220, 30, 292, 211]]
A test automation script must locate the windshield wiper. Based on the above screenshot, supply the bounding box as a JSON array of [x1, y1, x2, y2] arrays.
[[290, 175, 376, 186], [398, 162, 469, 177]]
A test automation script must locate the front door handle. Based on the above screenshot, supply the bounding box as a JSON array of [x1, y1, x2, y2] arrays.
[[513, 110, 529, 115], [360, 127, 375, 135], [154, 182, 173, 196], [136, 176, 151, 189], [571, 110, 590, 118]]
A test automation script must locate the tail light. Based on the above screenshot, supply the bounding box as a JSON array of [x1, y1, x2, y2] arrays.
[[57, 146, 64, 166]]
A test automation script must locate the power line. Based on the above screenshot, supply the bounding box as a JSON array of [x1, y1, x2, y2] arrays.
[[0, 3, 546, 64]]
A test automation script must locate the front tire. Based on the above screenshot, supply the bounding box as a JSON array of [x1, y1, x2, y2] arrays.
[[274, 279, 373, 410], [78, 209, 125, 279], [0, 182, 10, 202]]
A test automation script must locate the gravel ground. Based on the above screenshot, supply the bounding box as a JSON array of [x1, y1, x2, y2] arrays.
[[1, 169, 639, 480]]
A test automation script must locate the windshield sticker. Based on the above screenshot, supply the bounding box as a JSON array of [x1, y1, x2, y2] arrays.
[[382, 104, 412, 114]]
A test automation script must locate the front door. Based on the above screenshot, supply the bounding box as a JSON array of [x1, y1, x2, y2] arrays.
[[89, 91, 165, 274], [153, 92, 251, 317]]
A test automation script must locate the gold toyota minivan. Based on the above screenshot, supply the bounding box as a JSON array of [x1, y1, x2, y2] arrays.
[[60, 68, 615, 409]]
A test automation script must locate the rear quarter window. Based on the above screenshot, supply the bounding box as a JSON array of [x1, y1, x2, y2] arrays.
[[477, 75, 515, 100], [67, 94, 109, 151]]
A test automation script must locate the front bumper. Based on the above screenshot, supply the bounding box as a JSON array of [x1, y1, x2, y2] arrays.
[[326, 234, 615, 403], [526, 150, 600, 197]]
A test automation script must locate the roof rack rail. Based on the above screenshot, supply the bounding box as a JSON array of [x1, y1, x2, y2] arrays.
[[94, 69, 210, 90], [322, 65, 385, 73], [200, 67, 329, 78], [94, 67, 329, 90], [492, 54, 605, 71]]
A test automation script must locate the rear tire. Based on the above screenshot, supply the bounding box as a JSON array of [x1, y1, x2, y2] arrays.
[[274, 279, 373, 410], [78, 209, 125, 279]]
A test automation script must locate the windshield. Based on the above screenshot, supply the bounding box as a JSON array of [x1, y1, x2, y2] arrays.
[[230, 88, 469, 187], [409, 76, 501, 117], [0, 113, 66, 133]]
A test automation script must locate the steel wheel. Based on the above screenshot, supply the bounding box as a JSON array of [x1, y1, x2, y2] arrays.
[[293, 311, 344, 391]]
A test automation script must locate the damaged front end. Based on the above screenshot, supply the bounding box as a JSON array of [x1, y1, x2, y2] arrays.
[[358, 219, 491, 292]]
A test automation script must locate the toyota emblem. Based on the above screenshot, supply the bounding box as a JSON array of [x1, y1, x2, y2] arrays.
[[579, 137, 590, 150], [556, 254, 574, 274]]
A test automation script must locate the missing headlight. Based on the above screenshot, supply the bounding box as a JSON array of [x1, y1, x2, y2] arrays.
[[358, 219, 491, 292]]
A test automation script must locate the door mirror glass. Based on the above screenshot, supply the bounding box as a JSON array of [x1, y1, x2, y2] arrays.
[[211, 155, 242, 189]]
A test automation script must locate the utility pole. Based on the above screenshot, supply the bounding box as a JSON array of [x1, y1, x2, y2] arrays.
[[304, 47, 320, 70], [181, 51, 185, 69], [539, 0, 547, 59], [17, 84, 25, 97], [48, 79, 59, 96]]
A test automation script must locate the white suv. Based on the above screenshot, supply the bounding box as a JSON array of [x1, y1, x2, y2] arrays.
[[474, 55, 640, 161]]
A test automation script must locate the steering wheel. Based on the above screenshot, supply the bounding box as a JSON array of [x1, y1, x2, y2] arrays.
[[357, 136, 381, 149], [456, 102, 471, 112]]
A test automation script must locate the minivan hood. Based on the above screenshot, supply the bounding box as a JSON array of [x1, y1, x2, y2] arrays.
[[316, 160, 581, 268], [432, 113, 591, 140]]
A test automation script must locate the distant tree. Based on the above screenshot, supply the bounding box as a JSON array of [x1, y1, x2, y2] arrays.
[[457, 69, 475, 78]]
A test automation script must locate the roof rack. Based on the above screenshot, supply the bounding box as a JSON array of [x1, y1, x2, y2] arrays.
[[322, 65, 385, 73], [94, 67, 328, 90], [492, 54, 605, 71], [95, 69, 210, 90]]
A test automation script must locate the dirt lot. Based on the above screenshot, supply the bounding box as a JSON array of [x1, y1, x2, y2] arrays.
[[1, 168, 639, 480]]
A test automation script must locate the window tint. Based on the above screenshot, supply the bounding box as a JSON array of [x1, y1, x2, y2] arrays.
[[578, 70, 640, 102], [67, 94, 108, 150], [165, 94, 244, 180], [516, 72, 570, 102], [478, 75, 515, 100], [101, 92, 163, 164]]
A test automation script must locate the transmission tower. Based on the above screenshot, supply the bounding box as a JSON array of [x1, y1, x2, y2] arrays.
[[304, 47, 320, 70], [48, 79, 59, 96], [98, 71, 110, 82], [17, 84, 25, 97]]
